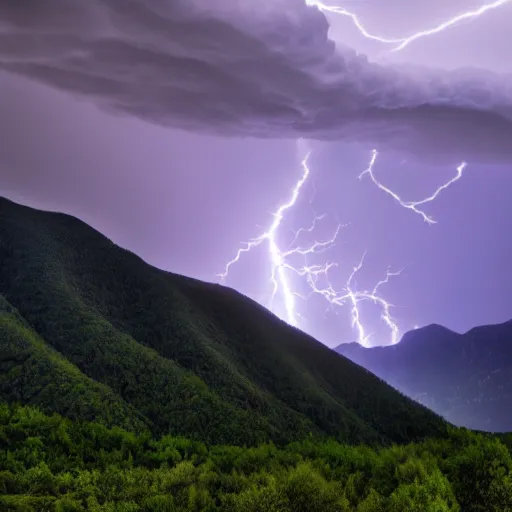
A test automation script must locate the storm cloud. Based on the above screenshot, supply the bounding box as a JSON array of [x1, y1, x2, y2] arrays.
[[2, 0, 512, 163]]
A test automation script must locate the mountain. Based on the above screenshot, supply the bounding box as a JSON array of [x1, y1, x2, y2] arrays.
[[336, 321, 512, 432], [0, 197, 447, 446]]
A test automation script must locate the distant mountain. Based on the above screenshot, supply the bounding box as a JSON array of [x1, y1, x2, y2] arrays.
[[0, 197, 447, 447], [336, 321, 512, 432]]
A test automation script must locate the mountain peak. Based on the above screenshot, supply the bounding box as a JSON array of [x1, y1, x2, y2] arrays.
[[399, 323, 459, 345]]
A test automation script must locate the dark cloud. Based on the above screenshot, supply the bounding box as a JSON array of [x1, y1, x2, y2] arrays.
[[2, 0, 512, 163]]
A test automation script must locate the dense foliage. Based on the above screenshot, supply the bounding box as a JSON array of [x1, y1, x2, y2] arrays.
[[0, 197, 446, 446], [2, 404, 512, 512]]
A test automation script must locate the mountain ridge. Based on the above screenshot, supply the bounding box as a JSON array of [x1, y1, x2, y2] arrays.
[[336, 320, 512, 432], [0, 196, 447, 446]]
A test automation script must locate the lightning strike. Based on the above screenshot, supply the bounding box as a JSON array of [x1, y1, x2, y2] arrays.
[[305, 0, 511, 52], [305, 0, 404, 45], [298, 253, 402, 345], [219, 152, 314, 326], [359, 149, 467, 224], [219, 147, 401, 346]]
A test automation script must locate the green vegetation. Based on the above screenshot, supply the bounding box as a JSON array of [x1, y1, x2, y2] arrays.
[[2, 198, 511, 509], [2, 404, 512, 511], [0, 197, 446, 446]]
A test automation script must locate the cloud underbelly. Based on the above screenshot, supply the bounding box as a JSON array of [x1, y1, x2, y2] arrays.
[[1, 0, 511, 164]]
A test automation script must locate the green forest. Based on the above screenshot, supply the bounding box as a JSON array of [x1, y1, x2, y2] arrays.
[[2, 404, 512, 511], [2, 199, 512, 511]]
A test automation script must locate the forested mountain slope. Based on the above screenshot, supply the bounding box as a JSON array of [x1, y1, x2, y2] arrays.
[[0, 197, 446, 446]]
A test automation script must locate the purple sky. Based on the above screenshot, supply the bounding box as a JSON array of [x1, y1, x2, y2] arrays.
[[1, 0, 512, 347]]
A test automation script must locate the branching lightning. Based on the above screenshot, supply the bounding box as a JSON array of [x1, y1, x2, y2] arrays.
[[296, 253, 402, 345], [305, 0, 511, 51], [219, 152, 314, 327], [218, 0, 482, 346], [359, 149, 467, 224], [218, 148, 402, 346]]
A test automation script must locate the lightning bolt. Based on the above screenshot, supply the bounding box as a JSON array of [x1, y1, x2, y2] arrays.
[[217, 1, 483, 345], [219, 151, 314, 326], [359, 149, 467, 224], [218, 145, 401, 346], [305, 0, 511, 52], [297, 253, 402, 345]]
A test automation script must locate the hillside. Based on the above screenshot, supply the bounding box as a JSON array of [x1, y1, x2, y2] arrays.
[[0, 197, 446, 446], [336, 321, 512, 432]]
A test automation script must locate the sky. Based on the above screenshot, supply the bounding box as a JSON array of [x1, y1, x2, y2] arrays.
[[1, 0, 512, 347]]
